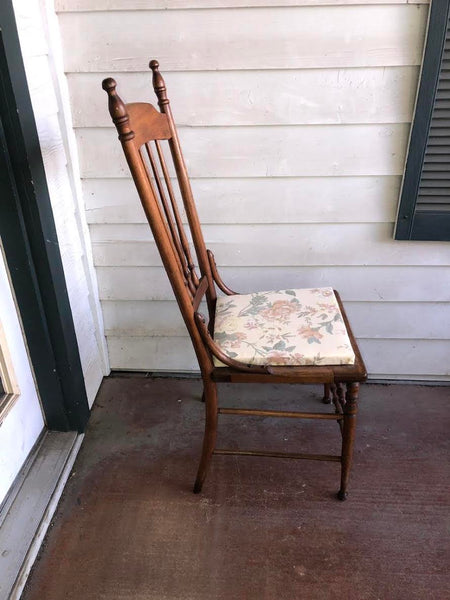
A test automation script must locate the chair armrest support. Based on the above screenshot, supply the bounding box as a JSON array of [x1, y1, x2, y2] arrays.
[[207, 250, 239, 296]]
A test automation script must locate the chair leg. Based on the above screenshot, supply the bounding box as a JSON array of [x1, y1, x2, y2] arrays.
[[322, 383, 332, 404], [338, 382, 359, 501], [193, 380, 218, 493]]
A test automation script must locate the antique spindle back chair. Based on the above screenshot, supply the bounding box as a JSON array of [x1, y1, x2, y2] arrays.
[[102, 60, 367, 500]]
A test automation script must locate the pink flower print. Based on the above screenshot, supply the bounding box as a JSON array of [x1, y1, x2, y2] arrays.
[[266, 350, 289, 365], [291, 353, 306, 364], [317, 302, 336, 311], [261, 300, 298, 322], [230, 332, 247, 348], [304, 305, 318, 314], [244, 321, 258, 330], [298, 326, 323, 343]]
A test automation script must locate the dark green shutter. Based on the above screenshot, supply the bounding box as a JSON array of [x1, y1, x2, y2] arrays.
[[395, 0, 450, 241]]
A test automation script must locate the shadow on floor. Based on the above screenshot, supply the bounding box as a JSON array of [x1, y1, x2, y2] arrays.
[[22, 377, 450, 600]]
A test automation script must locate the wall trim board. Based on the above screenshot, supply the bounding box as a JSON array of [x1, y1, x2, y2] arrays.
[[0, 0, 90, 431]]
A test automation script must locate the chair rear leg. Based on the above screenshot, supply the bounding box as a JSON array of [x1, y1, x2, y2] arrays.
[[193, 380, 218, 493], [322, 383, 332, 404], [338, 382, 359, 501]]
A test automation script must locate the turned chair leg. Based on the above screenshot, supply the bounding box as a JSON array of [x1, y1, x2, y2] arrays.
[[322, 383, 332, 404], [193, 380, 218, 493], [338, 382, 359, 501]]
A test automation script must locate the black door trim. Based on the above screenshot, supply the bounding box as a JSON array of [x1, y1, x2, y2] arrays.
[[0, 2, 90, 432]]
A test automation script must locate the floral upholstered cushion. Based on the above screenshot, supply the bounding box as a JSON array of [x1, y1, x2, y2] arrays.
[[213, 287, 355, 367]]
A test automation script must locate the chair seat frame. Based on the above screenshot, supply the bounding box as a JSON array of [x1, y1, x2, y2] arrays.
[[102, 60, 367, 500]]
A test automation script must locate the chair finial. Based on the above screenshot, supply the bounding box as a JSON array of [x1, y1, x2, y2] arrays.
[[149, 59, 169, 109], [102, 77, 134, 141]]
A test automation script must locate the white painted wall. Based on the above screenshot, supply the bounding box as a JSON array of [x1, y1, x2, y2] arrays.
[[55, 0, 450, 380], [0, 247, 44, 504], [12, 0, 108, 406]]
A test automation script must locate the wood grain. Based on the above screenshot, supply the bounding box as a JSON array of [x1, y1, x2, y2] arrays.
[[58, 6, 428, 72], [96, 266, 450, 302], [102, 300, 450, 340], [68, 67, 420, 127], [56, 0, 430, 11], [83, 176, 400, 224], [77, 124, 411, 178], [90, 223, 450, 266]]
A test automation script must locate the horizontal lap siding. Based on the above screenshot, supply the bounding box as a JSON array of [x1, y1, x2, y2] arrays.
[[102, 300, 449, 339], [77, 125, 411, 178], [57, 1, 450, 379], [55, 1, 429, 10], [90, 223, 450, 266], [106, 336, 450, 380], [95, 266, 450, 302], [69, 68, 420, 127], [58, 6, 427, 71], [83, 177, 400, 224]]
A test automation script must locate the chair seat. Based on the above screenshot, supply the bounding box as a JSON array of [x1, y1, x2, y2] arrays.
[[213, 287, 355, 367]]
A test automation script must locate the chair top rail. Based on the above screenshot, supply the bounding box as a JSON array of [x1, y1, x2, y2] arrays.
[[127, 102, 172, 147]]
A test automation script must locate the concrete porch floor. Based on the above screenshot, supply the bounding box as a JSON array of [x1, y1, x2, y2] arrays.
[[22, 377, 450, 600]]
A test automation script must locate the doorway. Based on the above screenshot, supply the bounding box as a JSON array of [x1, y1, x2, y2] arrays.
[[0, 1, 89, 501], [0, 246, 44, 504]]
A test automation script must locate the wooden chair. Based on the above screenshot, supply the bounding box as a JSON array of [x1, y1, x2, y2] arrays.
[[102, 61, 367, 500]]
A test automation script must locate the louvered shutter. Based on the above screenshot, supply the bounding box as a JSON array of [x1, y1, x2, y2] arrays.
[[395, 0, 450, 241]]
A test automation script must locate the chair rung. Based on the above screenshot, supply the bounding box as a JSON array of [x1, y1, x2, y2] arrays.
[[214, 449, 341, 462], [218, 407, 342, 420]]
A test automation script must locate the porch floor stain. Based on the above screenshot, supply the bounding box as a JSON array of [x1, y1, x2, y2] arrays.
[[22, 377, 450, 600]]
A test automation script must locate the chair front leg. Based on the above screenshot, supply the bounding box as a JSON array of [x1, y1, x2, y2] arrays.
[[338, 382, 359, 501], [193, 380, 218, 493]]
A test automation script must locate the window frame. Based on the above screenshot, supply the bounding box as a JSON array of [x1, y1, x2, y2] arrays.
[[0, 316, 20, 424]]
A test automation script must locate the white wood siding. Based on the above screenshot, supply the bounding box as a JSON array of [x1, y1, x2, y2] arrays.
[[55, 0, 429, 9], [70, 68, 420, 127], [13, 0, 108, 405], [77, 124, 411, 178], [58, 6, 427, 72], [56, 0, 450, 380]]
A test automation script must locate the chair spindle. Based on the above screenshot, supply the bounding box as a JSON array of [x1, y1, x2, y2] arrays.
[[144, 142, 196, 295], [155, 140, 200, 289]]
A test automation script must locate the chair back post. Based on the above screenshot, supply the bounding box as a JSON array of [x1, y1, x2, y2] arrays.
[[149, 60, 217, 319], [102, 77, 214, 375]]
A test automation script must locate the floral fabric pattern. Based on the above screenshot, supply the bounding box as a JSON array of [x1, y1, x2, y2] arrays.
[[213, 287, 355, 367]]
